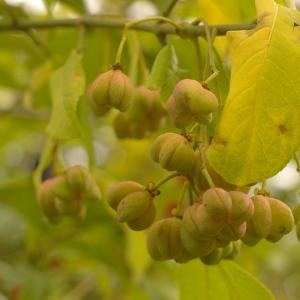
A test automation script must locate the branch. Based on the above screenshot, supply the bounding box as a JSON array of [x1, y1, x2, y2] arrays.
[[0, 16, 256, 38]]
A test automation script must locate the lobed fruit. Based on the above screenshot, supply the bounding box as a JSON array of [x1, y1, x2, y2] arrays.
[[147, 217, 191, 263], [87, 66, 133, 115], [150, 132, 196, 174], [242, 195, 272, 245], [37, 166, 101, 223], [108, 181, 155, 231], [266, 198, 294, 242], [167, 79, 218, 128]]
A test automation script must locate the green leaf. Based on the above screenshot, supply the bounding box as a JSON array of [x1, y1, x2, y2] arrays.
[[147, 44, 178, 96], [46, 50, 85, 140], [177, 260, 274, 300], [207, 1, 300, 185]]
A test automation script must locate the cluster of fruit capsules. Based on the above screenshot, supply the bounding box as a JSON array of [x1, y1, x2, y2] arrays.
[[87, 65, 165, 139], [38, 165, 101, 224], [105, 77, 296, 265]]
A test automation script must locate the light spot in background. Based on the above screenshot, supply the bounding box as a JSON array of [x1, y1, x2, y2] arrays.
[[5, 0, 23, 5], [84, 0, 103, 14], [94, 140, 111, 167], [126, 0, 158, 20], [268, 161, 300, 191], [4, 143, 24, 167], [5, 0, 47, 15], [0, 89, 18, 111], [63, 145, 89, 168]]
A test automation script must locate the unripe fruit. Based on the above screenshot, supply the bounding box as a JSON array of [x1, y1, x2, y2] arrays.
[[228, 191, 254, 225], [116, 191, 152, 223], [51, 166, 101, 202], [223, 240, 242, 259], [218, 222, 247, 242], [200, 248, 223, 265], [180, 204, 219, 257], [147, 218, 191, 263], [113, 113, 147, 139], [167, 79, 218, 128], [266, 198, 294, 242], [127, 202, 156, 231], [87, 65, 133, 115], [202, 188, 232, 222], [182, 203, 224, 238], [107, 181, 144, 210], [242, 195, 272, 246], [128, 86, 165, 131], [150, 133, 196, 174], [37, 180, 61, 224]]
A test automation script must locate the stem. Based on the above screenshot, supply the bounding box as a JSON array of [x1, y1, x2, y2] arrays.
[[153, 172, 181, 190], [114, 34, 127, 64], [114, 16, 182, 64], [33, 137, 57, 189], [201, 168, 215, 188], [163, 0, 180, 17], [193, 38, 203, 80], [76, 24, 86, 54], [203, 22, 219, 84], [295, 153, 300, 172], [0, 17, 256, 37], [174, 181, 188, 217]]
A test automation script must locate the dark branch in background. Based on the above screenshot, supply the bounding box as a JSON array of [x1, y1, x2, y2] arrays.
[[163, 0, 180, 17], [0, 17, 256, 38]]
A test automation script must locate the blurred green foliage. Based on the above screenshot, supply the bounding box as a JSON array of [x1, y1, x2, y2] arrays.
[[0, 0, 299, 299]]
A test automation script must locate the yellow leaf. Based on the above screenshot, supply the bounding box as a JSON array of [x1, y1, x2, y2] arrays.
[[208, 1, 300, 185]]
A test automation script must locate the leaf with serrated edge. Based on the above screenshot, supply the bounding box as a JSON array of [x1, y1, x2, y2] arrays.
[[208, 0, 300, 185], [46, 50, 85, 140]]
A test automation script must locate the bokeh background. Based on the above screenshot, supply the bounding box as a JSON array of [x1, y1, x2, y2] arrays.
[[0, 0, 300, 299]]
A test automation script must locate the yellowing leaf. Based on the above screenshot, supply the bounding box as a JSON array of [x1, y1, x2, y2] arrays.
[[177, 260, 274, 300], [208, 1, 300, 185], [46, 50, 85, 140]]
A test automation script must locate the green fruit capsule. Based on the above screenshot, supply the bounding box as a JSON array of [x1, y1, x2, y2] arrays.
[[150, 133, 196, 174], [218, 222, 247, 242], [127, 202, 156, 231], [87, 66, 133, 114], [147, 218, 192, 263], [65, 165, 90, 194], [113, 113, 132, 139], [167, 79, 218, 128], [228, 191, 254, 225], [200, 248, 223, 265], [116, 191, 153, 223], [202, 188, 232, 222], [107, 181, 144, 210], [222, 240, 242, 259], [128, 86, 165, 131], [242, 195, 272, 246], [38, 179, 61, 224], [183, 203, 224, 239], [266, 197, 294, 242]]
